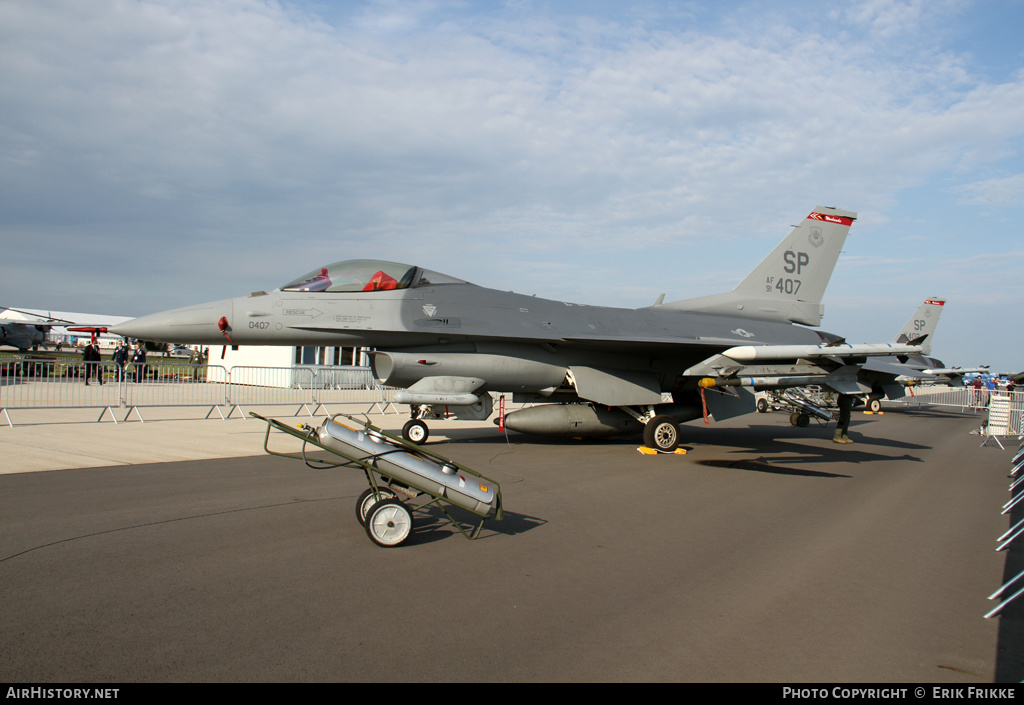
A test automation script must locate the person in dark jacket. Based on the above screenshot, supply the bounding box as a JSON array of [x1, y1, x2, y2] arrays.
[[131, 343, 147, 382], [83, 340, 103, 386], [113, 341, 130, 382]]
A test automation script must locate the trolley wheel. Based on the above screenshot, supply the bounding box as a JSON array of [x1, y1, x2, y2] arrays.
[[356, 486, 398, 526], [789, 412, 810, 427], [867, 398, 882, 413], [756, 397, 769, 413], [364, 498, 413, 548], [402, 419, 429, 444], [643, 415, 680, 452]]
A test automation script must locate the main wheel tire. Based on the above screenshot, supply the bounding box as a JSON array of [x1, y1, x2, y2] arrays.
[[364, 499, 413, 548], [867, 398, 882, 413], [402, 419, 429, 444], [643, 415, 680, 452], [355, 486, 398, 526]]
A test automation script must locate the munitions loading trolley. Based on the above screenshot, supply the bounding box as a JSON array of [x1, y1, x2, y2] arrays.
[[252, 412, 503, 547]]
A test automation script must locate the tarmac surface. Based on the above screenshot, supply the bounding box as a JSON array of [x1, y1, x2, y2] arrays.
[[1, 403, 1022, 682]]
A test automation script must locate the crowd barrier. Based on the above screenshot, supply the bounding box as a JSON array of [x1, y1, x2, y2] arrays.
[[985, 443, 1024, 618], [0, 359, 391, 425], [897, 386, 1024, 438], [4, 357, 1019, 433]]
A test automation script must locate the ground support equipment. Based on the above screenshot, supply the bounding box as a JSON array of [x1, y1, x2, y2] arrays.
[[252, 412, 503, 547]]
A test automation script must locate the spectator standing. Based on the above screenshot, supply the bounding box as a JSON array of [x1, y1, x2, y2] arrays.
[[131, 343, 147, 382], [83, 340, 103, 386], [113, 341, 130, 382]]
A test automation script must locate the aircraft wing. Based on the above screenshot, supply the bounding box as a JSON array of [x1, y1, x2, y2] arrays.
[[561, 334, 759, 347], [860, 357, 932, 379], [683, 340, 930, 400], [0, 307, 76, 326], [0, 315, 59, 327], [0, 308, 118, 331]]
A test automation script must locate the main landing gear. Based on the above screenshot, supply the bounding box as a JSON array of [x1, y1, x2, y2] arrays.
[[642, 415, 681, 452], [619, 406, 684, 452]]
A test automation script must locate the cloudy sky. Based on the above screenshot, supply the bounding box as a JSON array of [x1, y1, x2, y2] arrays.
[[2, 0, 1023, 371]]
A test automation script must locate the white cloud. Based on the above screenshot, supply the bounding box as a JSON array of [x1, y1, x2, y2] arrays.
[[957, 174, 1024, 206], [1, 0, 1024, 370]]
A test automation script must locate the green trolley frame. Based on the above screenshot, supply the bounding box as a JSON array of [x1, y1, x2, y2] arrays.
[[251, 412, 503, 546]]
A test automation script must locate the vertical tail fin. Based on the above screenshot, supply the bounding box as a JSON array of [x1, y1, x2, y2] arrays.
[[663, 206, 857, 326], [891, 298, 945, 355]]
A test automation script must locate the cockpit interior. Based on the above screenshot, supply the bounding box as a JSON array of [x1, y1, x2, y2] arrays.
[[281, 260, 468, 293]]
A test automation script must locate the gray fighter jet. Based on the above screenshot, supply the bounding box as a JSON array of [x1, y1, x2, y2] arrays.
[[0, 308, 109, 352], [112, 206, 931, 450], [864, 297, 986, 390], [0, 317, 50, 351], [753, 297, 950, 419], [855, 297, 948, 407]]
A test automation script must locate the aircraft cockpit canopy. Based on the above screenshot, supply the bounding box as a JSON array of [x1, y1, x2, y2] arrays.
[[280, 260, 469, 293]]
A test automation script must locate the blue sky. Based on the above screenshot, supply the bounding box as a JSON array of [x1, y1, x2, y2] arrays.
[[2, 0, 1023, 371]]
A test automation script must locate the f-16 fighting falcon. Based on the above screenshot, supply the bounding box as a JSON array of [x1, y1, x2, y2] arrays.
[[112, 206, 936, 450]]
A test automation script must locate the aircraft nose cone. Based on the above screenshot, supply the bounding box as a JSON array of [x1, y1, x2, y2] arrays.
[[111, 299, 234, 344]]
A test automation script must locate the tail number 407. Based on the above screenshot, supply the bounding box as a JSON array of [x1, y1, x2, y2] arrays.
[[766, 276, 802, 295]]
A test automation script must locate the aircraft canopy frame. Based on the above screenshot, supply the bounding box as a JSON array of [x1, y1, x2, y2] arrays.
[[281, 260, 469, 294]]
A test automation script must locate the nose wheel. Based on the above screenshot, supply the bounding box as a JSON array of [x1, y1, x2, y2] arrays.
[[402, 418, 429, 444]]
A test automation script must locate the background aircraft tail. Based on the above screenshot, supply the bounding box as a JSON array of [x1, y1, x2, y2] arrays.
[[891, 298, 945, 355], [661, 206, 857, 326]]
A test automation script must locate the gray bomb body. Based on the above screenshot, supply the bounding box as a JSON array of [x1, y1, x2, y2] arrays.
[[501, 402, 703, 438], [316, 418, 497, 515]]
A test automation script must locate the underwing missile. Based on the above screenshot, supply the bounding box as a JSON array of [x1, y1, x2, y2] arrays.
[[721, 343, 924, 362]]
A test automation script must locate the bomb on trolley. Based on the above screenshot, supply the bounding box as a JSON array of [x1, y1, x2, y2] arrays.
[[252, 413, 503, 547]]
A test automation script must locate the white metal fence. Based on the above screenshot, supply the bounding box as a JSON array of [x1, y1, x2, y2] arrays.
[[6, 357, 1019, 434], [984, 446, 1024, 618], [897, 386, 1024, 437], [0, 359, 392, 425]]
